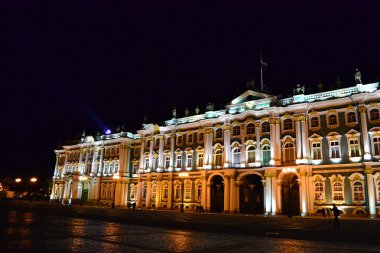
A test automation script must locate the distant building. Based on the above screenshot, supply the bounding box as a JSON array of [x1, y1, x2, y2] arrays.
[[51, 81, 380, 217]]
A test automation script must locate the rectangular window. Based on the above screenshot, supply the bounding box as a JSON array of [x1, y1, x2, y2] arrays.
[[187, 154, 193, 167], [187, 134, 193, 143], [330, 141, 340, 158], [145, 158, 149, 169], [132, 164, 138, 174], [177, 136, 183, 145], [312, 142, 322, 160], [163, 187, 168, 199], [349, 139, 360, 157], [176, 155, 182, 168], [165, 156, 170, 169], [198, 133, 204, 142], [197, 153, 203, 167], [175, 186, 180, 199]]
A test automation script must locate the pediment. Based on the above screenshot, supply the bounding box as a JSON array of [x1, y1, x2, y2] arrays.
[[230, 90, 272, 105]]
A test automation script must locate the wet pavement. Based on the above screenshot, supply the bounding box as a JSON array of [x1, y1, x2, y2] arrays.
[[1, 201, 380, 252]]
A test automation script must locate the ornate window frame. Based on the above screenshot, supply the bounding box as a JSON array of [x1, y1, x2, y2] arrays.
[[215, 128, 223, 140], [164, 150, 171, 170], [374, 172, 380, 204], [161, 181, 169, 200], [185, 148, 194, 170], [261, 120, 270, 133], [368, 103, 380, 123], [326, 110, 339, 129], [345, 129, 361, 162], [175, 149, 183, 170], [345, 105, 358, 126], [213, 143, 224, 168], [184, 179, 192, 201], [173, 180, 181, 201], [326, 132, 342, 163], [281, 114, 294, 133], [329, 174, 345, 204], [186, 132, 194, 145], [282, 136, 296, 165], [312, 175, 326, 204], [151, 181, 157, 200], [195, 146, 204, 169], [309, 134, 323, 164], [348, 173, 365, 204], [369, 127, 380, 158], [197, 131, 204, 143], [231, 142, 241, 167], [246, 139, 256, 164], [246, 123, 255, 135]]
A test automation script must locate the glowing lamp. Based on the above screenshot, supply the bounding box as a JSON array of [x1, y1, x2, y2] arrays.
[[105, 129, 111, 134], [15, 178, 22, 183], [30, 177, 37, 183]]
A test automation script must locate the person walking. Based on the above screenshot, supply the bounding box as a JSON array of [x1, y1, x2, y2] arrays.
[[332, 204, 340, 228]]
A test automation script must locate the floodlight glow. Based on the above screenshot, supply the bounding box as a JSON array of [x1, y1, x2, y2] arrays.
[[15, 178, 22, 183], [105, 129, 111, 134], [179, 172, 189, 177], [30, 177, 37, 183]]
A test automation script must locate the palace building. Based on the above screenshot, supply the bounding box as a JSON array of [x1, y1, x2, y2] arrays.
[[51, 79, 380, 217]]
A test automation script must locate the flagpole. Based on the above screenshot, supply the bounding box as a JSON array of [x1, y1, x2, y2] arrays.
[[260, 52, 264, 92]]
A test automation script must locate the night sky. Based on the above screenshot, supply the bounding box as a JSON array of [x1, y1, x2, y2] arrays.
[[1, 1, 379, 179]]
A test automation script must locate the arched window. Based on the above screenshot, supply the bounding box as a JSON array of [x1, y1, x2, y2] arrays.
[[283, 119, 293, 130], [247, 145, 256, 163], [333, 182, 343, 201], [233, 126, 241, 136], [347, 112, 357, 123], [185, 184, 191, 200], [177, 136, 183, 145], [214, 149, 223, 166], [328, 114, 338, 125], [232, 148, 241, 166], [353, 181, 364, 202], [262, 122, 270, 133], [151, 184, 157, 200], [187, 134, 193, 143], [130, 185, 136, 200], [283, 142, 295, 164], [174, 184, 181, 200], [195, 183, 202, 200], [142, 184, 147, 199], [262, 144, 271, 166], [311, 117, 319, 128], [370, 109, 380, 121], [215, 128, 223, 139], [314, 181, 324, 201], [246, 123, 255, 134], [163, 185, 169, 199]]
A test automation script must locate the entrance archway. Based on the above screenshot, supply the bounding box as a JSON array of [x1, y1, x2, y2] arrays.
[[82, 182, 90, 202], [210, 175, 224, 212], [239, 174, 263, 214], [281, 173, 300, 216]]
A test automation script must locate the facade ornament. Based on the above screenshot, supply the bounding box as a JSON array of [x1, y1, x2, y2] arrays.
[[172, 107, 177, 118], [359, 105, 367, 113], [195, 105, 200, 115], [185, 107, 190, 117], [206, 102, 214, 112], [354, 68, 362, 84], [293, 84, 305, 95], [364, 169, 373, 175], [116, 125, 121, 132]]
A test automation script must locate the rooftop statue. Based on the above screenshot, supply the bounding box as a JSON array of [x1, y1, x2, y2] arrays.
[[355, 68, 362, 84], [206, 102, 214, 111], [293, 84, 305, 95], [172, 107, 177, 118]]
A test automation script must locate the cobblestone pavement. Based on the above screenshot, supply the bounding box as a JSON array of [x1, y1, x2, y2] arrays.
[[1, 201, 380, 252]]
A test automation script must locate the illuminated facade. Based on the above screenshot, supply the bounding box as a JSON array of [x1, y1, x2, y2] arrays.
[[51, 81, 380, 217]]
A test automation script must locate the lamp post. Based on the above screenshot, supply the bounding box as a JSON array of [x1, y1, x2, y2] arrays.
[[79, 175, 88, 206], [14, 178, 22, 199], [282, 168, 296, 218], [179, 172, 189, 213]]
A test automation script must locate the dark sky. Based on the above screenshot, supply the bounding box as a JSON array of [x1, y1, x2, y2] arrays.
[[1, 1, 379, 179]]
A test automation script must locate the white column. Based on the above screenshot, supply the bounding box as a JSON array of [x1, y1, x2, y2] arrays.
[[360, 105, 371, 159], [84, 149, 89, 174], [136, 177, 142, 207], [169, 134, 175, 170], [158, 135, 165, 170], [271, 174, 277, 214], [91, 148, 99, 175], [223, 125, 231, 166], [63, 155, 68, 175], [94, 178, 101, 201], [224, 176, 230, 212], [300, 171, 308, 216], [269, 118, 276, 165], [204, 130, 210, 166], [139, 137, 146, 170], [98, 148, 104, 176], [255, 123, 261, 165], [275, 119, 282, 166], [77, 151, 83, 174], [208, 128, 214, 167], [53, 155, 59, 178], [295, 118, 302, 160], [264, 174, 271, 214], [366, 169, 376, 217], [148, 137, 154, 170], [145, 180, 151, 207], [241, 135, 247, 166], [301, 117, 309, 160]]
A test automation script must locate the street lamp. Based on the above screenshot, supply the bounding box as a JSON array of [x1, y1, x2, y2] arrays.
[[79, 175, 88, 206], [179, 172, 189, 213], [282, 168, 296, 218], [14, 178, 22, 199], [112, 175, 120, 208]]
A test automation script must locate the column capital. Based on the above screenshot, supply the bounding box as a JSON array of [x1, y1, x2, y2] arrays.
[[365, 169, 374, 175], [223, 124, 232, 131], [359, 105, 367, 113]]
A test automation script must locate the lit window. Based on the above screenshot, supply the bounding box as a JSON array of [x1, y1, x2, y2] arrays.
[[246, 123, 255, 134], [247, 145, 256, 163], [330, 141, 341, 158], [233, 126, 241, 136], [283, 119, 293, 130], [165, 156, 170, 169], [312, 142, 322, 160], [144, 158, 149, 170], [187, 154, 193, 167], [132, 163, 138, 174], [197, 153, 203, 167], [232, 148, 241, 166], [176, 154, 182, 168], [262, 122, 270, 133], [214, 149, 223, 166], [152, 185, 157, 199], [370, 109, 380, 121], [187, 134, 193, 143], [142, 184, 147, 199], [163, 185, 169, 199], [185, 184, 191, 199], [311, 117, 319, 128], [196, 184, 202, 200], [283, 142, 295, 164], [130, 185, 136, 199], [374, 137, 380, 156], [262, 144, 271, 166], [215, 128, 223, 139], [347, 112, 357, 123], [333, 182, 344, 201], [349, 139, 360, 157], [175, 185, 181, 199], [328, 114, 338, 126], [314, 181, 324, 201], [153, 158, 158, 170], [353, 181, 364, 202]]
